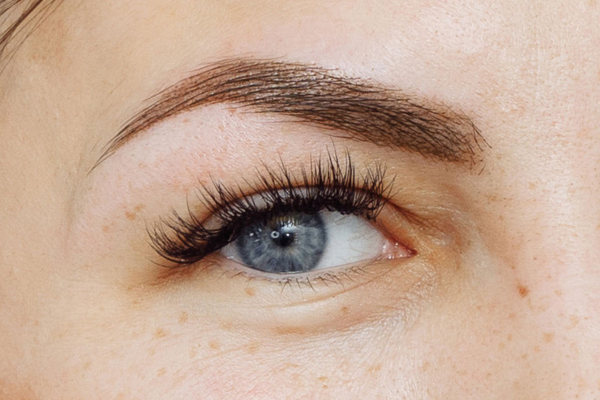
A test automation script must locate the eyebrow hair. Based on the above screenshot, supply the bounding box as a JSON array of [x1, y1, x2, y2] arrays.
[[0, 0, 62, 71], [96, 58, 486, 167]]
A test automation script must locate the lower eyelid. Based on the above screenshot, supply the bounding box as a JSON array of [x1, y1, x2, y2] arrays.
[[200, 250, 409, 294], [166, 248, 438, 337], [219, 243, 413, 290]]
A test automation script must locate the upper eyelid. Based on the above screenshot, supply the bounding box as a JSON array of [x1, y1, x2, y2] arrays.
[[199, 152, 391, 215]]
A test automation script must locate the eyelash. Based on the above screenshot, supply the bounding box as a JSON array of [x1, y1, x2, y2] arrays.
[[148, 152, 395, 269]]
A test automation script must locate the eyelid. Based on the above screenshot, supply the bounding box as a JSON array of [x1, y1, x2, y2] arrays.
[[148, 151, 393, 267]]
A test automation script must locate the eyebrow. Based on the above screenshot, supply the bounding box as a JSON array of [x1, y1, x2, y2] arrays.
[[95, 58, 486, 167]]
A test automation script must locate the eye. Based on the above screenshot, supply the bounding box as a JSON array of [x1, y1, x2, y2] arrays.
[[220, 210, 396, 274], [149, 152, 415, 284]]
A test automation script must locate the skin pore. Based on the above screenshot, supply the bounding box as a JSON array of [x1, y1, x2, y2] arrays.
[[1, 0, 600, 399]]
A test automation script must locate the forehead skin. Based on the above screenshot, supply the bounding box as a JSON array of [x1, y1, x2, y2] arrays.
[[1, 0, 600, 399]]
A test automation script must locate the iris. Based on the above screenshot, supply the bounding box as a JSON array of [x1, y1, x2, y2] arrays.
[[235, 213, 327, 273]]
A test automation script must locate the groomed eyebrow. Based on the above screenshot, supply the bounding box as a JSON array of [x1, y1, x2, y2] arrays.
[[96, 58, 486, 167]]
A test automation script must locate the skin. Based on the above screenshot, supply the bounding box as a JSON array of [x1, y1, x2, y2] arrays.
[[1, 0, 600, 398]]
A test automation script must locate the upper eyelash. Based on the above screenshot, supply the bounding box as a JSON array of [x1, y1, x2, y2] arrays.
[[148, 152, 394, 267]]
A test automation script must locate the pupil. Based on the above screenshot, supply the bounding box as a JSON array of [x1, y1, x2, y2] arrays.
[[270, 224, 296, 247]]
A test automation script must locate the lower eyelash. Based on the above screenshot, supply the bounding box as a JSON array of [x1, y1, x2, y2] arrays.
[[225, 263, 374, 292], [148, 151, 394, 267]]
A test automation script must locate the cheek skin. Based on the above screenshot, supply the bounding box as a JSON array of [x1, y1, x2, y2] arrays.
[[120, 240, 463, 398]]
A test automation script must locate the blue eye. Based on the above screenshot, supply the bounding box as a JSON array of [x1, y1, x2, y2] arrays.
[[148, 152, 406, 272], [221, 210, 387, 274], [231, 212, 327, 273]]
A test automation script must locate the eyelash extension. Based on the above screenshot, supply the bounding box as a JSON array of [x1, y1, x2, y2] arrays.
[[149, 152, 394, 267]]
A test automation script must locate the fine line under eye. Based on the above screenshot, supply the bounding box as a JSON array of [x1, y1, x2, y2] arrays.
[[148, 152, 394, 267]]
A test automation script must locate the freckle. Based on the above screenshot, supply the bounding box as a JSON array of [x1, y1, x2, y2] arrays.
[[179, 311, 188, 324], [157, 368, 166, 376], [183, 118, 190, 123], [245, 287, 256, 296], [220, 322, 233, 331], [274, 325, 306, 335], [528, 182, 537, 189], [508, 312, 516, 319], [282, 363, 300, 371], [543, 333, 554, 342], [102, 225, 110, 233], [209, 340, 221, 350], [568, 315, 580, 329], [154, 328, 168, 338], [578, 129, 591, 139], [134, 204, 146, 213], [499, 342, 506, 350], [533, 345, 540, 352], [507, 334, 513, 341], [521, 353, 528, 360], [517, 284, 529, 298], [421, 362, 430, 372], [125, 211, 136, 220], [317, 376, 328, 382], [340, 306, 349, 314], [189, 347, 198, 358], [367, 364, 382, 375], [554, 290, 563, 297], [246, 343, 260, 354]]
